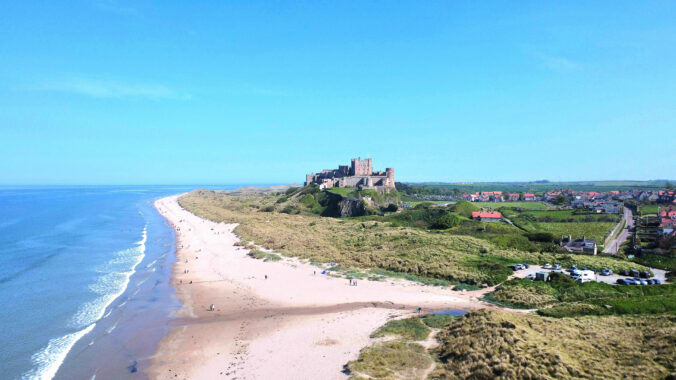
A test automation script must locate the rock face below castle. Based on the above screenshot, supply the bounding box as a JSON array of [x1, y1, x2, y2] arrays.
[[305, 158, 395, 191]]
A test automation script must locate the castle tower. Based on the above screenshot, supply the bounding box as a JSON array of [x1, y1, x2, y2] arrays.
[[350, 157, 373, 176], [385, 168, 395, 188]]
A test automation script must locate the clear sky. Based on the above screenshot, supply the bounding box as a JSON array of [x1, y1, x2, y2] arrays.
[[1, 1, 675, 185]]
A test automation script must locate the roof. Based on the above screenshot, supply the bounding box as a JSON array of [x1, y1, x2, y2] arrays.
[[524, 193, 535, 197], [472, 211, 502, 219]]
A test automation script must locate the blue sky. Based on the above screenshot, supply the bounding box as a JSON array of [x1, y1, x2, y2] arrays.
[[1, 1, 675, 185]]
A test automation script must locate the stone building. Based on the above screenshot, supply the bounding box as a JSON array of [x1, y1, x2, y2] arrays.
[[305, 158, 395, 191]]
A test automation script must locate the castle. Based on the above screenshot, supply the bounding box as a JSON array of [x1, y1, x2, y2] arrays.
[[305, 158, 395, 191]]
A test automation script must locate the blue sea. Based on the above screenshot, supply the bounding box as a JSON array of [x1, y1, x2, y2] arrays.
[[0, 186, 234, 380]]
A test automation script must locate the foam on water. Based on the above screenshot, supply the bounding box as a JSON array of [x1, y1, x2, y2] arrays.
[[21, 323, 96, 380], [22, 226, 147, 380]]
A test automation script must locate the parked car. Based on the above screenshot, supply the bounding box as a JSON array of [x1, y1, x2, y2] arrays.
[[553, 264, 562, 270], [577, 278, 592, 284], [652, 278, 662, 285], [510, 264, 523, 271], [639, 271, 650, 279], [634, 278, 647, 285], [523, 264, 530, 269], [647, 279, 655, 285], [620, 270, 629, 276], [543, 263, 553, 269], [616, 278, 628, 285], [630, 269, 640, 277], [551, 269, 564, 274], [601, 269, 613, 276], [624, 278, 638, 285], [525, 273, 535, 280]]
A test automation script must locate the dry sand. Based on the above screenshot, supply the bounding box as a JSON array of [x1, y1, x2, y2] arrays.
[[148, 195, 497, 380]]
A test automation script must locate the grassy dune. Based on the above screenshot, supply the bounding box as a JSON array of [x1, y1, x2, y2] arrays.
[[430, 310, 676, 379], [178, 190, 649, 285]]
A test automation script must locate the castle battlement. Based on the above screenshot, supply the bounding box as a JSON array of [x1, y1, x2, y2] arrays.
[[305, 158, 395, 191]]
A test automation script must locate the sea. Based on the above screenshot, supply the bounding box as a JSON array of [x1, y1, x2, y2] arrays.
[[0, 186, 235, 380]]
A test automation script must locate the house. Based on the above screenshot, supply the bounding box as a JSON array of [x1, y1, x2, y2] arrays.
[[523, 193, 537, 201], [507, 193, 520, 201], [471, 210, 502, 222], [561, 235, 597, 255]]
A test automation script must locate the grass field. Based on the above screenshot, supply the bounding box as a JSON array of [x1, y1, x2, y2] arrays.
[[639, 204, 660, 215], [533, 221, 616, 244], [472, 201, 552, 210]]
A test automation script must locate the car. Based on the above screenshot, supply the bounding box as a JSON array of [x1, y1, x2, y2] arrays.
[[652, 278, 662, 285], [510, 264, 523, 271], [639, 271, 651, 279], [600, 269, 613, 276], [624, 278, 638, 285], [630, 269, 640, 277], [620, 270, 629, 276], [523, 264, 529, 269], [543, 263, 553, 269], [525, 273, 535, 280], [553, 264, 562, 270], [616, 278, 628, 285], [577, 278, 592, 283], [646, 279, 655, 285], [551, 269, 564, 274], [634, 278, 647, 285]]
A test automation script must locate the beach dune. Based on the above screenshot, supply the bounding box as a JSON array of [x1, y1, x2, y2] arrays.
[[149, 195, 491, 379]]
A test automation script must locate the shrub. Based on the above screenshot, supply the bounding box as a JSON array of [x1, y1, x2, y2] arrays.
[[431, 213, 461, 229]]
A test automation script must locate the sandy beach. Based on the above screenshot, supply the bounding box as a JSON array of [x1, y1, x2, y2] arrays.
[[148, 194, 496, 380]]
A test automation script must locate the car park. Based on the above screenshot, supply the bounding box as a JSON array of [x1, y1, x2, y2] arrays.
[[600, 269, 613, 276]]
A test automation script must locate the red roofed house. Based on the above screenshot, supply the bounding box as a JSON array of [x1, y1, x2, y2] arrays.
[[507, 193, 520, 201], [471, 210, 502, 222], [523, 193, 537, 201]]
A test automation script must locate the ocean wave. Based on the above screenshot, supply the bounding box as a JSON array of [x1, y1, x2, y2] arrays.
[[25, 225, 148, 379], [21, 323, 96, 380]]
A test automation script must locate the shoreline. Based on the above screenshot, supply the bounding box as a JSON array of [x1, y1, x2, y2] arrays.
[[149, 194, 497, 379]]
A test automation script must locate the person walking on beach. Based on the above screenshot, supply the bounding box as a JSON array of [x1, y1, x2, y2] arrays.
[[265, 274, 267, 280]]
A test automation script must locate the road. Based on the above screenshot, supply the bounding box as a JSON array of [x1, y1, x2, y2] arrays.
[[603, 206, 634, 254]]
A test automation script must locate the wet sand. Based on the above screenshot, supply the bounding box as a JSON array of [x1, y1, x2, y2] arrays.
[[148, 195, 495, 379]]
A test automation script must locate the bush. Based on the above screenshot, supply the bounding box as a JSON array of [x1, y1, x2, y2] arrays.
[[431, 213, 461, 229]]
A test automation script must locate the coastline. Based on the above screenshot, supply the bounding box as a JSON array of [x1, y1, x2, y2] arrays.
[[149, 195, 497, 379]]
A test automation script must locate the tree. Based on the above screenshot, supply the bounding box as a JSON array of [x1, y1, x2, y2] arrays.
[[666, 181, 674, 190], [431, 213, 461, 229]]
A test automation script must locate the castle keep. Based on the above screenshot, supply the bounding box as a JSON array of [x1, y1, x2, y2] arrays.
[[305, 158, 395, 191]]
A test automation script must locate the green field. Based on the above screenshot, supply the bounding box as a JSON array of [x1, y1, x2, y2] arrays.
[[639, 204, 660, 215], [533, 221, 615, 244], [472, 201, 552, 210], [401, 180, 671, 194]]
